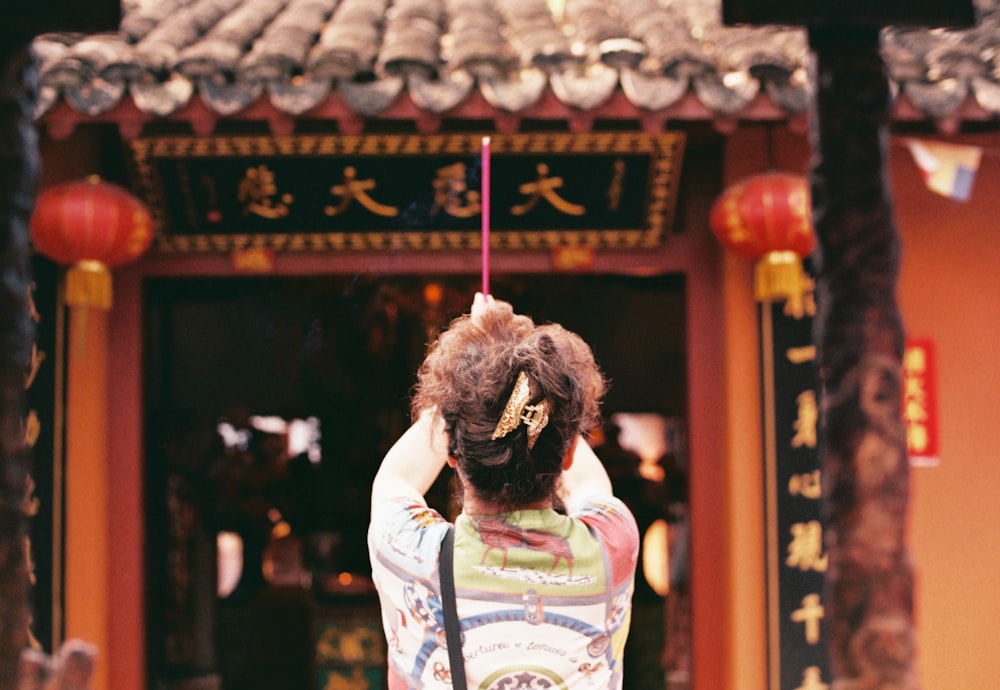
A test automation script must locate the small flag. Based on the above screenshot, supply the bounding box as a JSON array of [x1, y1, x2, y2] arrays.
[[906, 138, 982, 202]]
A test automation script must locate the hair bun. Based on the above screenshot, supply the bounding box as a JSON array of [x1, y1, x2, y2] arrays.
[[537, 333, 556, 356]]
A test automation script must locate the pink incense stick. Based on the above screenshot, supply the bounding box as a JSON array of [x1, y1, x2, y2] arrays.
[[481, 136, 491, 296]]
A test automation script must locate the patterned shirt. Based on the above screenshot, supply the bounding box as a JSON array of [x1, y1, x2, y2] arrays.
[[368, 495, 640, 690]]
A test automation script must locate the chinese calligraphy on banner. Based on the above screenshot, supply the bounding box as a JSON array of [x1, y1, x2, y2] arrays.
[[25, 255, 63, 652], [127, 132, 685, 253], [902, 336, 939, 466], [759, 264, 831, 690]]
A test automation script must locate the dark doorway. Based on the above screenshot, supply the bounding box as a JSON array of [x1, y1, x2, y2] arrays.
[[143, 272, 688, 690]]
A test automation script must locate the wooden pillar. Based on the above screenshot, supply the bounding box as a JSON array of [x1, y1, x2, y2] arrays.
[[0, 35, 38, 690], [106, 263, 145, 690], [65, 306, 110, 690]]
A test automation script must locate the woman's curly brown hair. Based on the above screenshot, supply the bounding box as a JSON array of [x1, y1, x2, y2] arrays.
[[411, 300, 606, 510]]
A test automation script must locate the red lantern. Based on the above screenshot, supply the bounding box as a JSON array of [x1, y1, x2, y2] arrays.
[[709, 172, 815, 302], [30, 176, 154, 310]]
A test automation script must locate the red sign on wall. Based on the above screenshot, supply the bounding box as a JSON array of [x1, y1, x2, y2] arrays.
[[903, 337, 939, 466]]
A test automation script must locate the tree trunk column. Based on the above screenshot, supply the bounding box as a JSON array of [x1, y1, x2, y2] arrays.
[[808, 27, 917, 690], [0, 40, 39, 690]]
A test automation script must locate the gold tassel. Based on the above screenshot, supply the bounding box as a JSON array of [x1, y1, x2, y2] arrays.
[[753, 251, 805, 303], [65, 260, 112, 310]]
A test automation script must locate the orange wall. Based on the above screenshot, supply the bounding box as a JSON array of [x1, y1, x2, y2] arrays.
[[891, 138, 1000, 690]]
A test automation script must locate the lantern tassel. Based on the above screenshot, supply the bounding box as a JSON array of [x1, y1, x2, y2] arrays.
[[754, 251, 806, 303], [66, 260, 112, 311]]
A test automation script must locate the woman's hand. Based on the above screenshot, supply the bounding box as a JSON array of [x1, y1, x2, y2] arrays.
[[560, 436, 615, 510], [470, 291, 496, 325]]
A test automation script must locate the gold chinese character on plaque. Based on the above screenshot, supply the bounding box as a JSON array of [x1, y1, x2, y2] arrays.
[[430, 162, 481, 218], [789, 470, 822, 500], [786, 520, 828, 572], [23, 409, 41, 449], [25, 343, 45, 391], [511, 163, 585, 216], [325, 166, 399, 218], [795, 666, 829, 690], [237, 165, 293, 219], [783, 270, 816, 320], [791, 390, 818, 449], [786, 345, 816, 365], [790, 593, 825, 644], [607, 158, 626, 211]]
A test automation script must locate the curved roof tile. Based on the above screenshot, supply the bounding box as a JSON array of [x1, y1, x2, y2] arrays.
[[33, 0, 1000, 128]]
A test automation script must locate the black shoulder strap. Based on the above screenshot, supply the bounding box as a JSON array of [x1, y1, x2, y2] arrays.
[[440, 525, 468, 690]]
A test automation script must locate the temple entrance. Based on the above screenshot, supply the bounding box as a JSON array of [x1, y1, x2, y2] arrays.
[[143, 272, 690, 690]]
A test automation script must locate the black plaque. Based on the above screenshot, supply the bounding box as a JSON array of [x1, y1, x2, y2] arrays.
[[127, 132, 685, 253]]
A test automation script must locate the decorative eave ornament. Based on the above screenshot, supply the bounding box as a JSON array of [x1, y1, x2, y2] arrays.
[[29, 176, 153, 310]]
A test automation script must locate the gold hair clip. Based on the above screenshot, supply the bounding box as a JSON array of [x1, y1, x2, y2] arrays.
[[492, 371, 550, 449]]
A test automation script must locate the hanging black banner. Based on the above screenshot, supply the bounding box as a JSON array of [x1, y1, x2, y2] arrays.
[[760, 264, 831, 690], [26, 254, 65, 652]]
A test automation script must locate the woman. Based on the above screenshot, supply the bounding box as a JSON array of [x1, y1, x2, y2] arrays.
[[368, 293, 640, 689]]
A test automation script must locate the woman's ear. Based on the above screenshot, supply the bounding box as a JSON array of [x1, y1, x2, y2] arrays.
[[562, 436, 580, 471], [446, 456, 457, 468]]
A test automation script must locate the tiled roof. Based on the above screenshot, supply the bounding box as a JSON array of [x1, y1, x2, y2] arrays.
[[32, 0, 1000, 134]]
